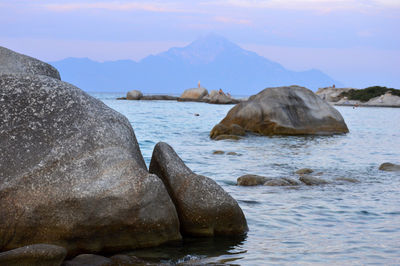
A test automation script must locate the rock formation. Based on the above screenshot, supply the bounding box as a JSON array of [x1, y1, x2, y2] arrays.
[[210, 86, 349, 138], [180, 87, 208, 100], [0, 49, 181, 256], [149, 142, 248, 237]]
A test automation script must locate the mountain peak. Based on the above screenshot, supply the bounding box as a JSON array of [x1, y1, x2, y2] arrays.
[[157, 33, 244, 64]]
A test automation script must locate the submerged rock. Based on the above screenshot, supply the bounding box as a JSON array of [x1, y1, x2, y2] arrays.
[[213, 150, 225, 155], [299, 175, 330, 186], [126, 89, 143, 100], [295, 168, 314, 175], [237, 175, 271, 186], [210, 86, 349, 138], [0, 46, 60, 79], [0, 244, 66, 266], [334, 177, 360, 183], [379, 162, 400, 171], [0, 74, 181, 255], [149, 142, 248, 237]]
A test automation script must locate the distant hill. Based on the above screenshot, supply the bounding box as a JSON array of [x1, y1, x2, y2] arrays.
[[50, 34, 341, 94]]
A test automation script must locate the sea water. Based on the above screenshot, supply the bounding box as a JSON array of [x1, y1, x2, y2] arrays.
[[94, 93, 400, 265]]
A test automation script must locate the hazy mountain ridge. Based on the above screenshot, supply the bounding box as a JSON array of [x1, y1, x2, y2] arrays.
[[50, 34, 341, 94]]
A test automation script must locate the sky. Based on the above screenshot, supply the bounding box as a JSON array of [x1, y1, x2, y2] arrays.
[[1, 0, 399, 89]]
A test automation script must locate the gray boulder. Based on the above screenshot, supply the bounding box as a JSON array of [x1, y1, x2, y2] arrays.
[[210, 86, 349, 138], [0, 244, 66, 266], [379, 162, 400, 171], [295, 168, 314, 175], [126, 89, 143, 100], [149, 142, 248, 237], [0, 74, 181, 255], [0, 46, 60, 79], [204, 90, 240, 104]]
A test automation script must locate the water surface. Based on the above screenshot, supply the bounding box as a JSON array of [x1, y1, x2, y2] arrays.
[[94, 93, 400, 265]]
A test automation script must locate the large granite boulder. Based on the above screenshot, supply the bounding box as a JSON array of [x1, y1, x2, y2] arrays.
[[0, 244, 66, 266], [126, 89, 143, 100], [0, 46, 60, 80], [0, 74, 181, 255], [210, 86, 349, 138], [204, 90, 240, 104], [180, 87, 208, 100], [149, 142, 248, 237]]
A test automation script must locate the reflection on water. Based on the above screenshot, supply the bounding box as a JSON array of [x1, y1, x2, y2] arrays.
[[126, 236, 246, 265], [95, 93, 400, 265]]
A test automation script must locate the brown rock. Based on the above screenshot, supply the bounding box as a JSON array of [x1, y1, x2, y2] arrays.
[[149, 142, 248, 237], [210, 86, 349, 138], [299, 176, 330, 185], [379, 162, 400, 171], [295, 168, 314, 175], [237, 175, 271, 186], [214, 135, 242, 141], [213, 150, 225, 155]]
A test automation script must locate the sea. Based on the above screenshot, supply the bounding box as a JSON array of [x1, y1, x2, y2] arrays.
[[93, 93, 400, 265]]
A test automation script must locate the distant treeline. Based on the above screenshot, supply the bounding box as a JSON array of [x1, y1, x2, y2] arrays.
[[340, 86, 400, 102]]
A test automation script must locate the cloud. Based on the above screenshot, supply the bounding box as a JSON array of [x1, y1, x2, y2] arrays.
[[44, 1, 185, 13], [204, 0, 400, 12]]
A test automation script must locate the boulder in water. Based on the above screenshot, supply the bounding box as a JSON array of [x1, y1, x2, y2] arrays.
[[180, 87, 208, 100], [210, 86, 349, 138], [299, 175, 330, 185], [0, 74, 181, 255], [126, 89, 143, 100], [237, 175, 271, 186], [149, 142, 248, 237]]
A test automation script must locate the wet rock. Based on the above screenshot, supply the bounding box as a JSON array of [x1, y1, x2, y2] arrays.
[[214, 135, 243, 141], [299, 175, 330, 185], [281, 177, 301, 186], [149, 142, 248, 237], [0, 244, 66, 266], [0, 46, 60, 79], [295, 168, 314, 175], [180, 87, 208, 100], [0, 74, 181, 255], [210, 86, 349, 138], [227, 152, 239, 156], [62, 254, 112, 266], [264, 178, 301, 186], [213, 150, 225, 155], [379, 162, 400, 171], [126, 90, 143, 100], [334, 177, 360, 183], [116, 97, 127, 100], [237, 175, 271, 186], [210, 124, 245, 139]]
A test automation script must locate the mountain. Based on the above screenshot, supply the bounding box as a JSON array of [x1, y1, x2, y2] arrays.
[[50, 34, 341, 94]]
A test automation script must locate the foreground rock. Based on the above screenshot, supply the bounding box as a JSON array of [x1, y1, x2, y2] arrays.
[[150, 142, 248, 236], [0, 46, 60, 79], [0, 244, 66, 266], [210, 86, 349, 138], [379, 162, 400, 171], [0, 74, 181, 255], [180, 87, 208, 100], [126, 89, 143, 100]]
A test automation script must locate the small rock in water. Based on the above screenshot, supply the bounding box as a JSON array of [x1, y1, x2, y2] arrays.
[[213, 150, 225, 155], [335, 177, 360, 183], [299, 175, 330, 186], [281, 177, 301, 185], [194, 113, 200, 116], [379, 162, 400, 172], [237, 175, 271, 186], [227, 152, 239, 155], [295, 168, 314, 175], [264, 179, 291, 186]]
